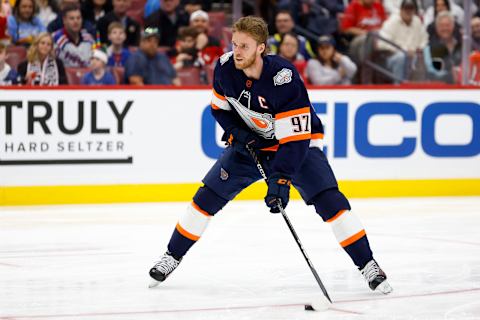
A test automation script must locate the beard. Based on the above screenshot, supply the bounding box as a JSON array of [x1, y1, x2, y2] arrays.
[[234, 52, 257, 70]]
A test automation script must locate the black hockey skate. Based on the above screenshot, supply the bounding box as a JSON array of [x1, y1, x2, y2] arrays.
[[148, 251, 182, 288], [360, 260, 393, 294]]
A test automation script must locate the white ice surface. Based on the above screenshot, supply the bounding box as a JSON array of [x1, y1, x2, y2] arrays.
[[1, 197, 479, 319]]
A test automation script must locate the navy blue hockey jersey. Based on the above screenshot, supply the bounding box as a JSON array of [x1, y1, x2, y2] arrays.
[[210, 52, 325, 176]]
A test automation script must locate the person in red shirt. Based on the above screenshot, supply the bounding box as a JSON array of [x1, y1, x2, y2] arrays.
[[341, 0, 387, 63]]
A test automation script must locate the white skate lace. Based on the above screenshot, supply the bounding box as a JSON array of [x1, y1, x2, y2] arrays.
[[154, 254, 180, 276], [361, 260, 380, 282]]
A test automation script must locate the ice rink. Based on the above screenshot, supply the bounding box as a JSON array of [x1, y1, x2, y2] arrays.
[[1, 197, 479, 320]]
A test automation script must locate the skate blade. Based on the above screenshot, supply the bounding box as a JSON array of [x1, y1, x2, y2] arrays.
[[148, 280, 160, 288], [376, 280, 393, 294]]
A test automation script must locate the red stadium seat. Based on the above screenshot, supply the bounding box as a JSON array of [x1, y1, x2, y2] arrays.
[[208, 11, 226, 39], [65, 67, 89, 85], [177, 67, 202, 85], [6, 45, 27, 71], [127, 8, 144, 27], [221, 27, 232, 51]]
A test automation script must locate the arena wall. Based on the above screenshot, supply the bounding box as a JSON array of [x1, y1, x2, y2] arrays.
[[1, 86, 479, 205]]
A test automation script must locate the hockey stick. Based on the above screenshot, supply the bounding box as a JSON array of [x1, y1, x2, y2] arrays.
[[245, 144, 333, 304]]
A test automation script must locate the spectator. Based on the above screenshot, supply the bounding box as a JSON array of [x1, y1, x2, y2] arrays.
[[423, 11, 461, 83], [378, 0, 428, 83], [306, 35, 357, 85], [189, 10, 222, 65], [423, 0, 464, 26], [172, 26, 200, 70], [0, 42, 18, 84], [472, 17, 480, 52], [106, 21, 130, 67], [7, 0, 46, 46], [277, 31, 307, 80], [97, 0, 139, 46], [17, 32, 67, 85], [81, 48, 116, 84], [37, 0, 59, 27], [299, 0, 344, 38], [144, 0, 190, 47], [81, 0, 113, 27], [341, 0, 387, 63], [268, 10, 315, 60], [125, 27, 180, 85], [182, 0, 211, 14], [53, 3, 94, 67], [47, 0, 96, 36]]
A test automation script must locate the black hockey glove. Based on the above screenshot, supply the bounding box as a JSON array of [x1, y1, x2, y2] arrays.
[[265, 173, 291, 213], [223, 127, 260, 148]]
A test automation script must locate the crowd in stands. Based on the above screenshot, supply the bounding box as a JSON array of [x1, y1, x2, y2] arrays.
[[0, 0, 479, 86]]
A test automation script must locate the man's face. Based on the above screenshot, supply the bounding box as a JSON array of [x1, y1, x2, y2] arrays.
[[113, 0, 130, 15], [232, 31, 263, 70], [63, 10, 82, 33], [275, 13, 294, 34], [140, 36, 159, 57], [18, 0, 34, 20], [190, 17, 208, 33], [108, 28, 126, 45], [436, 16, 454, 40], [472, 18, 480, 39], [400, 7, 415, 25], [161, 0, 178, 14]]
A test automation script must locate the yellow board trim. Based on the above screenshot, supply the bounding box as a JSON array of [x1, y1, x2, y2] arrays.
[[1, 179, 479, 206]]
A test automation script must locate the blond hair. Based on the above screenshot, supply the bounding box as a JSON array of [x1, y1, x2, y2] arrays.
[[232, 16, 269, 56], [27, 32, 55, 62]]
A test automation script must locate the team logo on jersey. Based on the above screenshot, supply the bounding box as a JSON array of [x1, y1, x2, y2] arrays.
[[226, 95, 275, 139], [220, 51, 233, 65], [273, 68, 292, 86], [220, 168, 229, 180]]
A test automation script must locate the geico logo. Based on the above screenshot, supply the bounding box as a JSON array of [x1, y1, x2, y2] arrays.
[[0, 100, 133, 135], [201, 102, 480, 159]]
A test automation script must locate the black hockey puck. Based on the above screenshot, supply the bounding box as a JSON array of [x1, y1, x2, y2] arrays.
[[304, 304, 315, 311]]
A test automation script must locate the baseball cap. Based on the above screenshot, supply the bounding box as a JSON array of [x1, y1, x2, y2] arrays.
[[317, 35, 335, 47], [401, 0, 417, 10], [141, 27, 160, 39], [92, 49, 108, 64], [190, 10, 209, 22]]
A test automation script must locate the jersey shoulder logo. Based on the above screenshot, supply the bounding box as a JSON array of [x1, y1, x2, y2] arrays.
[[220, 51, 233, 65], [273, 68, 293, 86]]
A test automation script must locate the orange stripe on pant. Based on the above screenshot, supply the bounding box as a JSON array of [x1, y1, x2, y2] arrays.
[[176, 203, 212, 241], [176, 223, 200, 241], [340, 229, 366, 247], [327, 210, 366, 247]]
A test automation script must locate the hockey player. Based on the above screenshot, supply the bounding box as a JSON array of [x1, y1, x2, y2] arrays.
[[149, 16, 392, 294]]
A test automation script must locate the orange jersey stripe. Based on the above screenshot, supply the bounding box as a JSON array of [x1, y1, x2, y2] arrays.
[[279, 133, 311, 144], [213, 88, 226, 101], [326, 209, 347, 223], [311, 133, 324, 140], [211, 103, 220, 110], [340, 229, 366, 247], [275, 107, 310, 120], [191, 201, 211, 217], [176, 223, 200, 241]]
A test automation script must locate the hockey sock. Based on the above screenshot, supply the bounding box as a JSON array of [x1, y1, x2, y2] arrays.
[[167, 202, 212, 258], [167, 186, 228, 258], [326, 210, 373, 269]]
